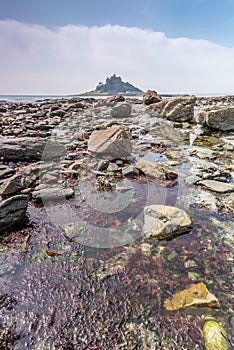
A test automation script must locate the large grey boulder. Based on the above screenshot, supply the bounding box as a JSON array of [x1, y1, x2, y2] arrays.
[[149, 96, 196, 122], [196, 106, 234, 131], [143, 205, 193, 240], [110, 102, 132, 118], [88, 127, 132, 160], [0, 195, 28, 233]]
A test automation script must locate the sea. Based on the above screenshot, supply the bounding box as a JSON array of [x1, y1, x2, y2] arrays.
[[0, 93, 233, 103]]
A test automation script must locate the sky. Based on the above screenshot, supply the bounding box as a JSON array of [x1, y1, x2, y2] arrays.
[[0, 0, 234, 94]]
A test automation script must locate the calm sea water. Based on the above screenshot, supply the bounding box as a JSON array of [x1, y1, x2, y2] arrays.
[[0, 94, 142, 102], [0, 93, 233, 103]]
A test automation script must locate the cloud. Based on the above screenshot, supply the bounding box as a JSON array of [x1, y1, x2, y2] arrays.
[[0, 19, 234, 94]]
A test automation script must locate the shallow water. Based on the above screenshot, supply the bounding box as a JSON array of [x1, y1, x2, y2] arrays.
[[0, 139, 233, 349]]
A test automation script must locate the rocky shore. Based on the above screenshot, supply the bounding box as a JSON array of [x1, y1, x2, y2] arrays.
[[0, 91, 233, 232], [0, 91, 233, 349]]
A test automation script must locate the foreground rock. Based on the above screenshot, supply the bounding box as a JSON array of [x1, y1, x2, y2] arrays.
[[164, 282, 220, 310], [148, 95, 196, 122], [88, 127, 132, 160], [196, 106, 234, 131], [0, 137, 66, 161], [0, 164, 40, 196], [0, 195, 28, 233], [0, 163, 54, 196], [110, 102, 132, 118], [135, 159, 178, 181], [143, 205, 193, 240], [32, 186, 74, 202]]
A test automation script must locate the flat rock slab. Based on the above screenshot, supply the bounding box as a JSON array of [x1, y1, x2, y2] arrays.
[[88, 127, 132, 160], [0, 195, 29, 233], [199, 180, 234, 193], [32, 186, 74, 202], [0, 137, 66, 161], [143, 205, 193, 240]]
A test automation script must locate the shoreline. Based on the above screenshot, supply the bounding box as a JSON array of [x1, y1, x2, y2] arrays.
[[0, 92, 233, 103]]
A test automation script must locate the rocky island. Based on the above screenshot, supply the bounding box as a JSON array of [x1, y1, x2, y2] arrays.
[[82, 74, 144, 96], [0, 90, 233, 349]]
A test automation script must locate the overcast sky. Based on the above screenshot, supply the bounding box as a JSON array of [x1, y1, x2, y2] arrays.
[[0, 0, 234, 94]]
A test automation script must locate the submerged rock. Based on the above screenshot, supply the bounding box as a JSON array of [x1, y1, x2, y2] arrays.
[[88, 127, 132, 160], [164, 282, 220, 310], [0, 195, 28, 233], [95, 251, 129, 280], [203, 318, 229, 350], [143, 205, 193, 240]]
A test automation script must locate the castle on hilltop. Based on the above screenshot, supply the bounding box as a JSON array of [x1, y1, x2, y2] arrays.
[[87, 74, 143, 96]]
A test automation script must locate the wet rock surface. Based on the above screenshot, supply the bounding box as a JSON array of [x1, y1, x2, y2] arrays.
[[0, 195, 28, 232], [0, 94, 233, 349], [143, 205, 193, 239]]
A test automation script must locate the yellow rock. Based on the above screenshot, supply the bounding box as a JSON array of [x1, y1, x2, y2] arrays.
[[164, 282, 220, 311], [203, 318, 228, 350], [141, 243, 151, 256]]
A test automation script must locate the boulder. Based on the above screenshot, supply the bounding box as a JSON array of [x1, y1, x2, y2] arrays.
[[135, 159, 178, 181], [143, 205, 193, 239], [110, 102, 132, 118], [143, 90, 162, 105], [196, 106, 234, 131], [0, 137, 66, 161], [88, 127, 132, 160], [0, 195, 28, 233], [149, 96, 196, 122]]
